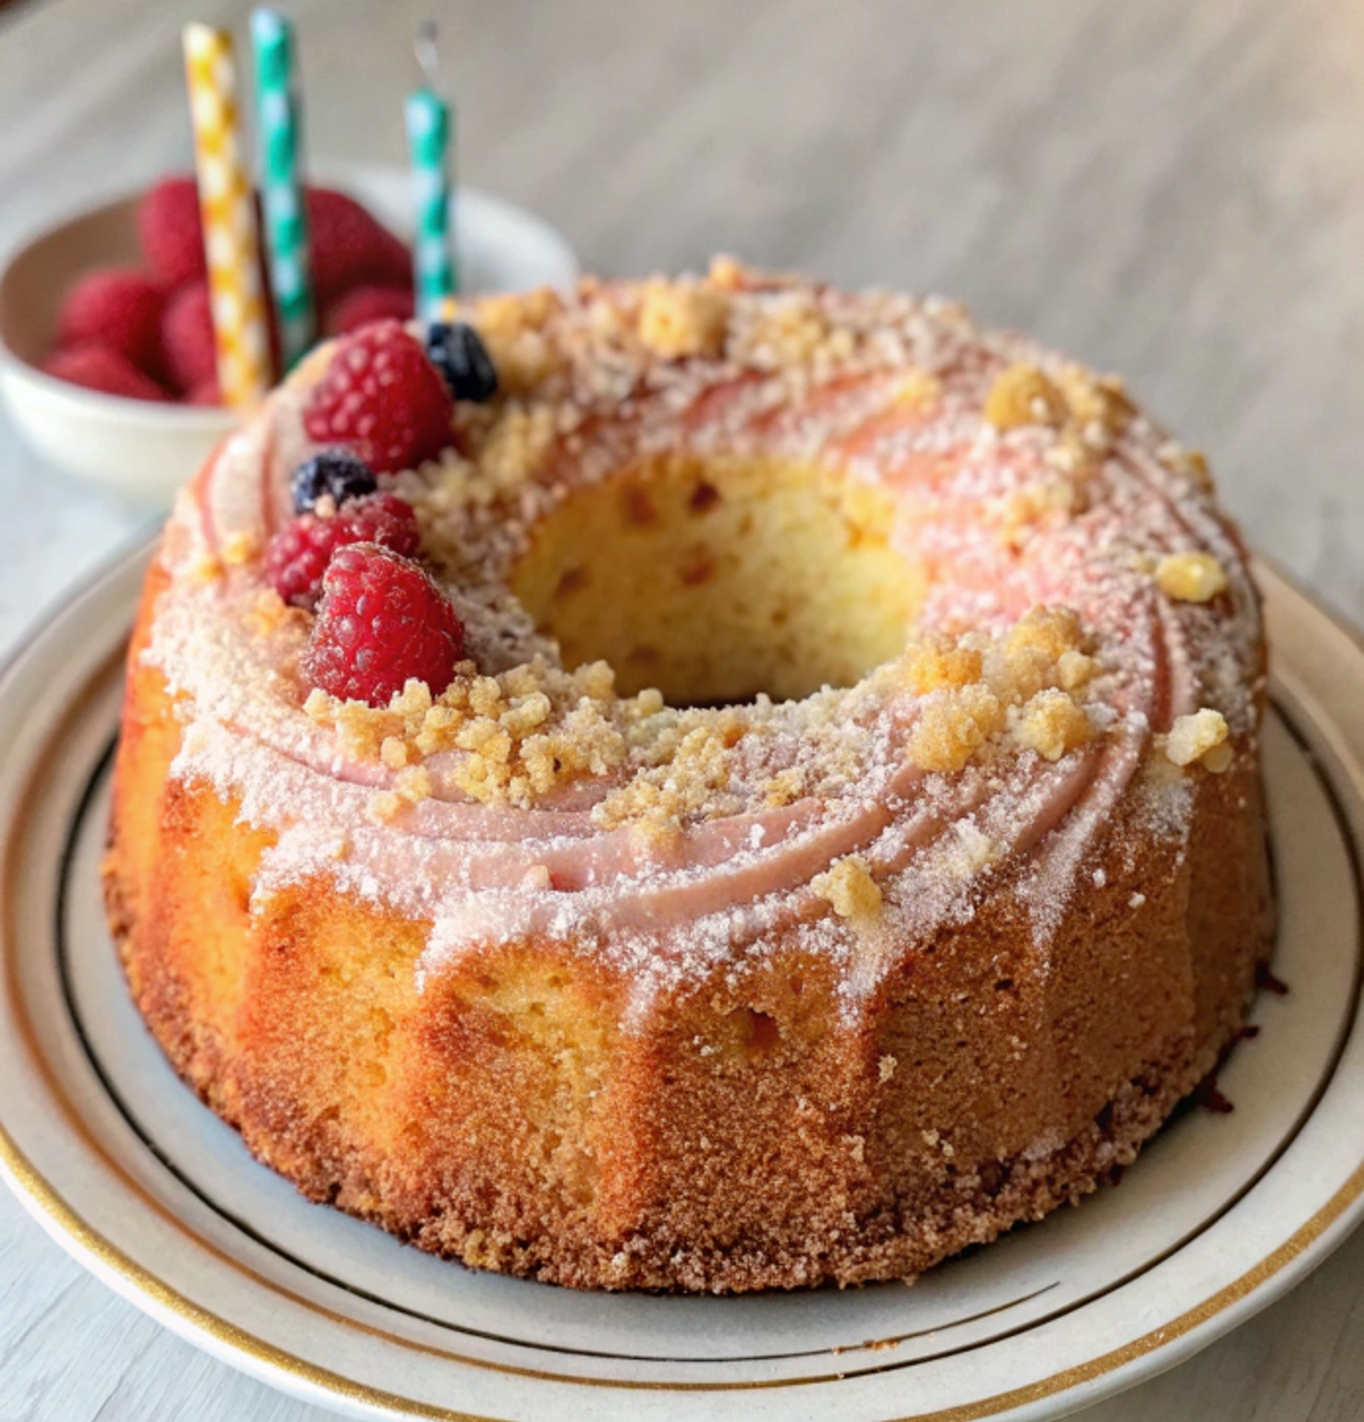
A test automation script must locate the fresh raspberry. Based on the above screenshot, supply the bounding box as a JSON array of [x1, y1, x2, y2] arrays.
[[265, 493, 419, 609], [160, 281, 216, 393], [323, 284, 415, 338], [368, 226, 413, 289], [57, 268, 165, 375], [42, 344, 170, 402], [304, 543, 463, 706], [137, 175, 206, 287], [185, 376, 222, 406], [303, 321, 454, 474], [307, 187, 412, 303]]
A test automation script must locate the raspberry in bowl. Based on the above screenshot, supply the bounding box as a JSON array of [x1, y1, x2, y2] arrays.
[[0, 189, 239, 503], [0, 166, 577, 506]]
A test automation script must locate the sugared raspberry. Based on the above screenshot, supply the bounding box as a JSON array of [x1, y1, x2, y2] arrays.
[[57, 268, 165, 376], [161, 281, 216, 393], [264, 493, 419, 609], [307, 187, 412, 303], [42, 344, 170, 402], [137, 175, 206, 288], [303, 321, 454, 474], [323, 284, 415, 338], [291, 449, 378, 513], [304, 543, 463, 706], [426, 322, 499, 403]]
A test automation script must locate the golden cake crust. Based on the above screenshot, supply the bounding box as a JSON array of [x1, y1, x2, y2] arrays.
[[105, 267, 1273, 1292]]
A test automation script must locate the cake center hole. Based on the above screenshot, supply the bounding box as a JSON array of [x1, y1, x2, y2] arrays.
[[508, 454, 924, 705]]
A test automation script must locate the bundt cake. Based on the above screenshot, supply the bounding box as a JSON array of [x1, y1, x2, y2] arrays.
[[104, 262, 1274, 1293]]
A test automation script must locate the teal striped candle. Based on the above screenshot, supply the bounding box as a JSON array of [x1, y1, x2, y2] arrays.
[[251, 8, 314, 369], [406, 85, 456, 318]]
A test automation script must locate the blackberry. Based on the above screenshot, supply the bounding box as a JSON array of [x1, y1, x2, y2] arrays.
[[291, 449, 378, 513], [426, 321, 499, 403]]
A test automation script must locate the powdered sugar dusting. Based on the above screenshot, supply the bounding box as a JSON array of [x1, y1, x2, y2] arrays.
[[143, 267, 1266, 1022]]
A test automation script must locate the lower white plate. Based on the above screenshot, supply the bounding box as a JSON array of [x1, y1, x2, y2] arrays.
[[1, 545, 1362, 1422]]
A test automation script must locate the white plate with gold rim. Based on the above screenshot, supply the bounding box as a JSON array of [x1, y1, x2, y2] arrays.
[[1, 542, 1362, 1422]]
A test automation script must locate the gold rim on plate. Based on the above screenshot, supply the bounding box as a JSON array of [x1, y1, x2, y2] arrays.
[[1, 543, 1362, 1421]]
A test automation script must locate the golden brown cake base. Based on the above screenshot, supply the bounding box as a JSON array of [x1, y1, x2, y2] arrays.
[[106, 270, 1275, 1293], [106, 566, 1272, 1293]]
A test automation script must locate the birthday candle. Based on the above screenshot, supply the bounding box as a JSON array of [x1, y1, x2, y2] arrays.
[[250, 9, 314, 369], [183, 23, 272, 409], [406, 70, 456, 320]]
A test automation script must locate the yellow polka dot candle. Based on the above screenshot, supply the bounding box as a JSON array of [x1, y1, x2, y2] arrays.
[[182, 23, 273, 410]]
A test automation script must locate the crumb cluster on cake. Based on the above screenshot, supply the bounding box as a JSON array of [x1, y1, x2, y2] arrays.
[[105, 261, 1273, 1293]]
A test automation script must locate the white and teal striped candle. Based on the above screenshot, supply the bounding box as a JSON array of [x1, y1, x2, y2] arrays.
[[406, 25, 456, 320], [250, 8, 314, 369]]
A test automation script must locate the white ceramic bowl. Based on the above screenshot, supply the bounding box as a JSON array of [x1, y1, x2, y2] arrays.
[[0, 170, 578, 507], [0, 192, 237, 504]]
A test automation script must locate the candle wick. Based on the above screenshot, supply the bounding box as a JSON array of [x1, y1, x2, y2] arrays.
[[414, 19, 440, 86]]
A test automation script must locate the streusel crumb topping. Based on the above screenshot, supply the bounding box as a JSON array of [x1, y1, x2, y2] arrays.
[[149, 261, 1264, 979]]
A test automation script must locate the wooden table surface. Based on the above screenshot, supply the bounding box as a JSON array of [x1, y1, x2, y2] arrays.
[[2, 0, 1362, 1417]]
